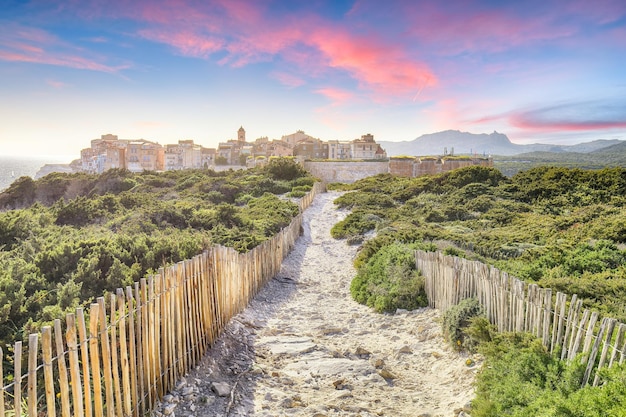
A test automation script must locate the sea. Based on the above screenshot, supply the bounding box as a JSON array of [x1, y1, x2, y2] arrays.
[[0, 155, 74, 192]]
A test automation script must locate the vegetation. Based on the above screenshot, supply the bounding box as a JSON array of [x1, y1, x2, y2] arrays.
[[0, 159, 315, 347], [462, 323, 626, 417], [441, 298, 485, 352], [332, 165, 626, 321], [333, 164, 626, 415], [350, 242, 428, 313]]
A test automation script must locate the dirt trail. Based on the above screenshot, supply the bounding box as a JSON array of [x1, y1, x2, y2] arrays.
[[153, 191, 478, 417]]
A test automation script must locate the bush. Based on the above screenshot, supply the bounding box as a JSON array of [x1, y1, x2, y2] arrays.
[[441, 298, 485, 351], [350, 243, 428, 313], [287, 190, 307, 198], [264, 157, 307, 181]]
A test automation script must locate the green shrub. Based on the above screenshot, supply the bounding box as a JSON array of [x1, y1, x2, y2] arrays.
[[330, 210, 382, 239], [264, 157, 307, 181], [441, 298, 484, 351], [287, 190, 307, 198], [350, 243, 427, 313]]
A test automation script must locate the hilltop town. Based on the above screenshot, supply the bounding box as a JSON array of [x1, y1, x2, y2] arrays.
[[78, 127, 387, 173], [35, 127, 493, 182]]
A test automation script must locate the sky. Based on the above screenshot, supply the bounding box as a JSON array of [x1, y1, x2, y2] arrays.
[[1, 0, 625, 159]]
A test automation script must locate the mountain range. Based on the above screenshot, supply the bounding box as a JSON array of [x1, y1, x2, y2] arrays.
[[378, 130, 623, 157]]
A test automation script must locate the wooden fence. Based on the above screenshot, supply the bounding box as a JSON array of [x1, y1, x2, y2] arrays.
[[416, 250, 626, 387], [0, 182, 325, 417]]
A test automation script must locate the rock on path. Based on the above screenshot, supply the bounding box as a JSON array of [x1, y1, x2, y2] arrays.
[[153, 191, 478, 417]]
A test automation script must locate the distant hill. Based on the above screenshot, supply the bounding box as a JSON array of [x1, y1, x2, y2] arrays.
[[590, 141, 626, 160], [492, 140, 626, 176], [378, 130, 623, 157]]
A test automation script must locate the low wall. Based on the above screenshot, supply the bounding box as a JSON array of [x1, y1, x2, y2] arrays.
[[304, 161, 388, 183]]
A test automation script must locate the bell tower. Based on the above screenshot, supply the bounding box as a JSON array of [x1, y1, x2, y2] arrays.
[[238, 126, 246, 142]]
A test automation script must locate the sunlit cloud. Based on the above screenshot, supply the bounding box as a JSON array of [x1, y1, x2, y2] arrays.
[[565, 0, 626, 25], [308, 28, 436, 100], [0, 24, 128, 73], [94, 0, 436, 103], [474, 100, 626, 133], [403, 7, 575, 55], [315, 87, 354, 106], [138, 29, 223, 58]]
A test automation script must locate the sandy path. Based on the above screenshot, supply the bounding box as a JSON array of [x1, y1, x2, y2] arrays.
[[154, 191, 477, 417]]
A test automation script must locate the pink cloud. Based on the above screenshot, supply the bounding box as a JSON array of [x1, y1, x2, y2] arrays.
[[565, 0, 626, 25], [0, 24, 128, 73], [138, 29, 223, 58], [472, 100, 626, 134], [95, 0, 435, 102], [510, 115, 626, 132], [315, 87, 354, 106], [308, 28, 436, 99], [403, 6, 575, 56]]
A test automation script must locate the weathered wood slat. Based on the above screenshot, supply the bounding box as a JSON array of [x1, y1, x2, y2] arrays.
[[14, 341, 22, 417], [593, 318, 616, 386], [125, 286, 139, 417], [41, 328, 55, 417], [609, 323, 626, 368], [116, 289, 132, 417], [563, 299, 582, 361], [0, 347, 4, 417], [27, 334, 38, 417], [570, 309, 590, 361], [542, 289, 552, 348], [560, 294, 578, 360], [583, 317, 608, 386], [109, 295, 123, 417], [97, 297, 115, 417], [89, 303, 104, 417], [65, 314, 84, 417], [54, 319, 71, 417], [76, 309, 92, 417]]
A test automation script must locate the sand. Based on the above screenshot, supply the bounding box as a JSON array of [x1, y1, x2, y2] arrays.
[[153, 191, 479, 417]]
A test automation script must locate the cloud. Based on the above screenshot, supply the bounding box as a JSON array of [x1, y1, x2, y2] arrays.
[[138, 29, 223, 58], [344, 0, 624, 59], [308, 28, 436, 99], [89, 0, 436, 102], [565, 0, 626, 25], [474, 100, 626, 133], [315, 87, 354, 106], [511, 109, 626, 132], [399, 4, 576, 56], [0, 24, 128, 73]]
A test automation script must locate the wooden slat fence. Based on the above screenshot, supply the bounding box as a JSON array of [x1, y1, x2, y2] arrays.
[[416, 250, 626, 387], [0, 182, 325, 417]]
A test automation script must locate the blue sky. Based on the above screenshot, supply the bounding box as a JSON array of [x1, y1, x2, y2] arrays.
[[1, 0, 625, 158]]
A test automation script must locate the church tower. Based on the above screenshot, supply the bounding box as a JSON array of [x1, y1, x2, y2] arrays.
[[238, 126, 246, 143]]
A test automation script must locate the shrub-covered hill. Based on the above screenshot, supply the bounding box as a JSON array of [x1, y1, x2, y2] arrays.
[[0, 158, 316, 345], [331, 166, 626, 320]]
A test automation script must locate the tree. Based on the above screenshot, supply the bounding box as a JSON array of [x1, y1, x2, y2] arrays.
[[215, 156, 228, 165]]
